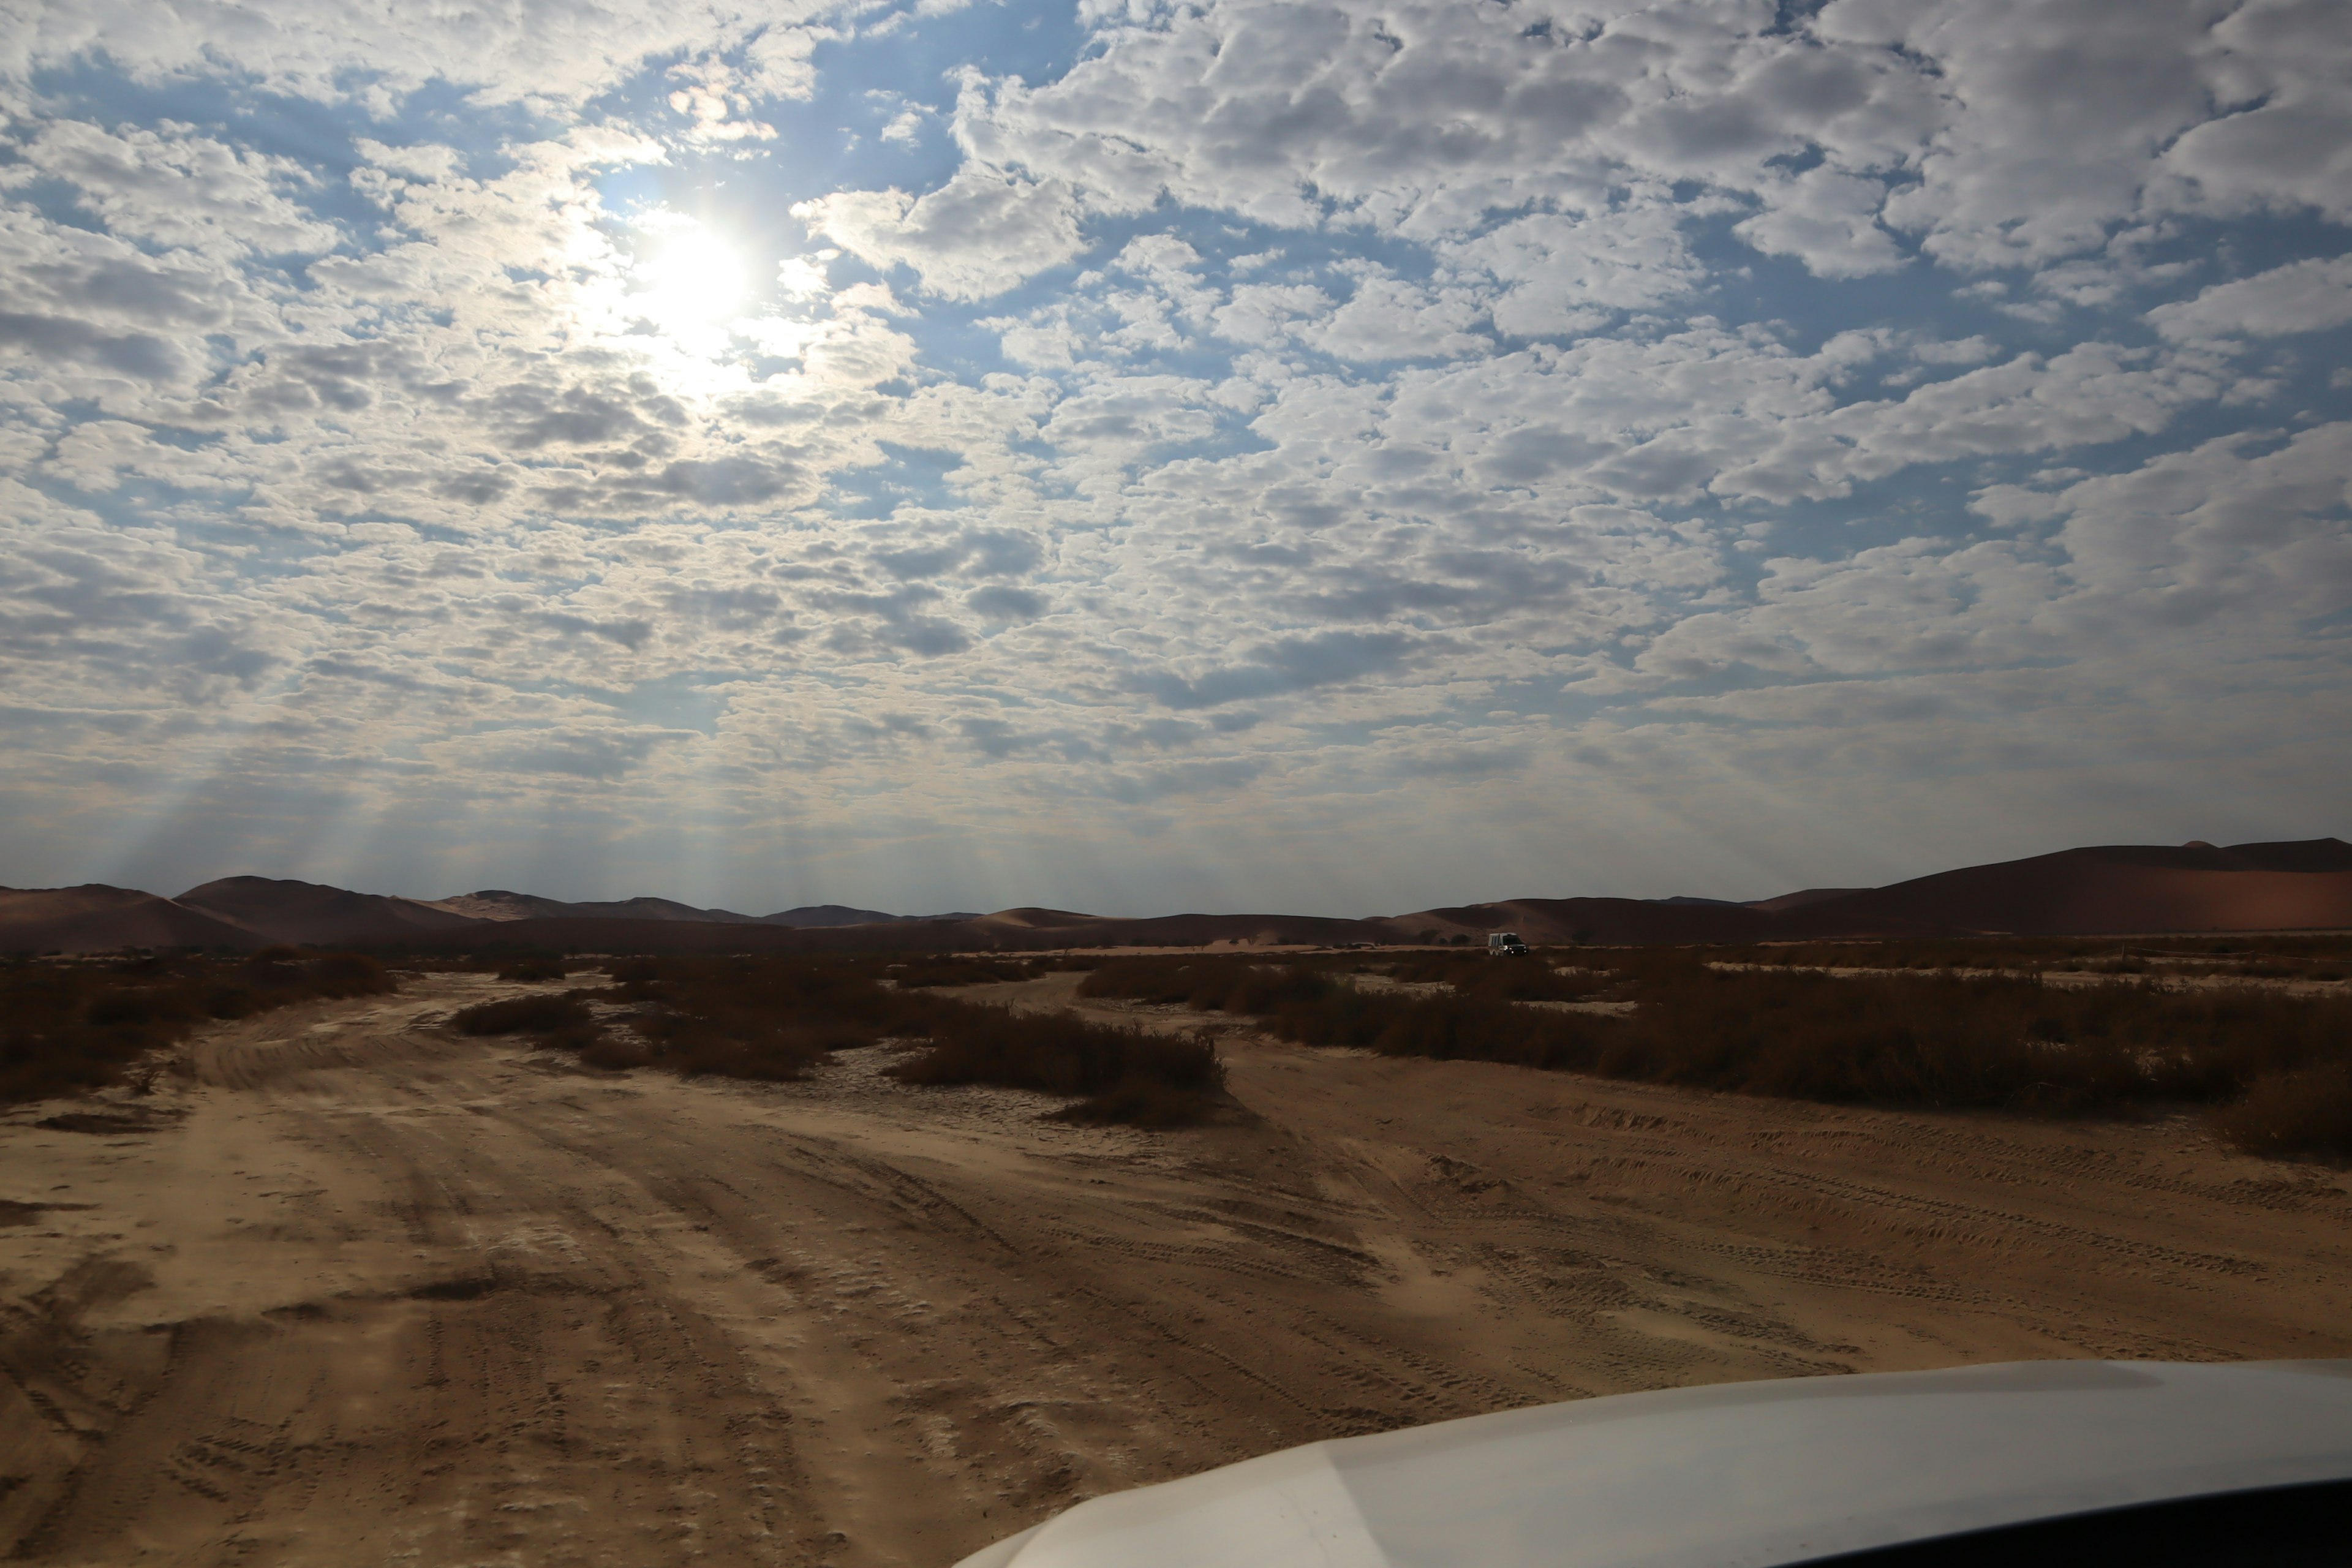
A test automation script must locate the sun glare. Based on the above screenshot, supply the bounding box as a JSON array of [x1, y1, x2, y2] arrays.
[[633, 224, 747, 339]]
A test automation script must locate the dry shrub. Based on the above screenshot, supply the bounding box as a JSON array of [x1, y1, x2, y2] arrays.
[[1080, 955, 1334, 1013], [890, 1008, 1223, 1099], [1718, 933, 2352, 978], [496, 958, 568, 982], [1079, 956, 1236, 1006], [1390, 953, 1611, 1003], [1, 951, 398, 1105], [578, 1035, 654, 1071], [1550, 960, 2349, 1114], [608, 956, 914, 1080], [1049, 1073, 1227, 1129], [449, 993, 592, 1036], [446, 990, 625, 1064], [1273, 985, 1613, 1071], [2213, 1064, 2352, 1160], [891, 957, 1037, 987], [1142, 946, 2351, 1148], [561, 954, 1230, 1123]]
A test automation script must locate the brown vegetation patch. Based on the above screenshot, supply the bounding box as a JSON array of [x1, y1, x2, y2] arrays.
[[889, 956, 1041, 987], [2214, 1063, 2352, 1161], [892, 1008, 1226, 1126], [1, 951, 394, 1105], [450, 955, 1231, 1125], [1077, 946, 2352, 1157]]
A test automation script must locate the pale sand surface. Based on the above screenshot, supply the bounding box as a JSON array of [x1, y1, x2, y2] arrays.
[[4, 971, 2350, 1568]]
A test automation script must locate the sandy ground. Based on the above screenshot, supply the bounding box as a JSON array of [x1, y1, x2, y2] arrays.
[[4, 971, 2350, 1568]]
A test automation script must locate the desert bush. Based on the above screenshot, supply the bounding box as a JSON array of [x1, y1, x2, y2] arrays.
[[569, 954, 1230, 1121], [1711, 934, 2352, 977], [1079, 956, 1227, 1006], [581, 949, 1232, 1123], [2212, 1064, 2352, 1159], [1570, 961, 2351, 1112], [307, 953, 393, 997], [0, 952, 399, 1106], [1049, 1072, 1227, 1128], [1165, 948, 2350, 1141], [1267, 983, 1615, 1071], [449, 993, 592, 1036], [891, 1005, 1223, 1100], [1385, 952, 1614, 1003], [1080, 955, 1338, 1013], [496, 958, 568, 982], [890, 957, 1037, 987], [578, 1034, 655, 1071]]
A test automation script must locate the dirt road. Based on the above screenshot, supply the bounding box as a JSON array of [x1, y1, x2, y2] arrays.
[[4, 971, 2349, 1568]]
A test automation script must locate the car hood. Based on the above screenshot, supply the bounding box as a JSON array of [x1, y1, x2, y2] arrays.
[[956, 1359, 2352, 1568]]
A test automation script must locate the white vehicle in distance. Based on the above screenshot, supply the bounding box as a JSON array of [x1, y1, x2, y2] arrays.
[[1487, 930, 1529, 956], [955, 1359, 2352, 1568]]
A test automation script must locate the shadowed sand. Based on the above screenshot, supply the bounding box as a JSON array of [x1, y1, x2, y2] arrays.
[[2, 971, 2348, 1567]]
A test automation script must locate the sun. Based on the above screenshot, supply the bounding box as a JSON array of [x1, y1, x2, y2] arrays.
[[632, 223, 747, 339]]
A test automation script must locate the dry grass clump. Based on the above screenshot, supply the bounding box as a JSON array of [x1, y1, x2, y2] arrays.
[[1082, 947, 2349, 1156], [1079, 955, 1615, 1071], [1080, 955, 1335, 1013], [464, 954, 1231, 1125], [592, 957, 902, 1080], [450, 993, 593, 1038], [1479, 956, 2352, 1119], [891, 1009, 1226, 1126], [1273, 982, 1613, 1070], [1387, 952, 1614, 1002], [1722, 933, 2352, 978], [1, 951, 396, 1104], [889, 957, 1038, 987], [2212, 1063, 2352, 1160]]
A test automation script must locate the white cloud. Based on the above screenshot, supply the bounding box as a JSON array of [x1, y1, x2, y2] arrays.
[[794, 167, 1086, 301], [0, 121, 342, 260], [2149, 256, 2352, 341], [1734, 164, 1907, 278], [1306, 274, 1488, 362], [1, 0, 836, 108], [1, 0, 2348, 910], [1452, 199, 1706, 336]]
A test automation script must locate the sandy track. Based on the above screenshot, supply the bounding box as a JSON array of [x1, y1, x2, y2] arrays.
[[4, 971, 2350, 1568]]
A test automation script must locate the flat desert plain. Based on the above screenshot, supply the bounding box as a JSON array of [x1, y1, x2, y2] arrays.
[[4, 969, 2350, 1567]]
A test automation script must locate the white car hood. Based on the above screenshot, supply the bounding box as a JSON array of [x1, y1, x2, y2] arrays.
[[957, 1359, 2352, 1568]]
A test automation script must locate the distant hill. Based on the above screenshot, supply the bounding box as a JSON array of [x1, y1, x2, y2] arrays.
[[3, 835, 2346, 953], [1767, 839, 2352, 937], [423, 890, 764, 924], [759, 905, 905, 927], [177, 876, 479, 946], [1378, 897, 1777, 946], [1747, 887, 1867, 913], [0, 884, 262, 954]]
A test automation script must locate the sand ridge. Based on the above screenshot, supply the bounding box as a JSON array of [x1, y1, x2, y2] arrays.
[[2, 971, 2349, 1567]]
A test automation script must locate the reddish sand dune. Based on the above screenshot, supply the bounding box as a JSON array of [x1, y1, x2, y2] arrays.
[[1381, 897, 1780, 945], [395, 908, 1389, 955], [422, 889, 760, 924], [13, 835, 2349, 955], [1787, 840, 2352, 936], [1750, 887, 1868, 914], [974, 907, 1101, 930], [0, 885, 261, 953], [176, 876, 483, 946]]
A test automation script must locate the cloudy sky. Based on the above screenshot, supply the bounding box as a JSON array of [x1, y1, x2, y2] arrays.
[[2, 0, 2348, 916]]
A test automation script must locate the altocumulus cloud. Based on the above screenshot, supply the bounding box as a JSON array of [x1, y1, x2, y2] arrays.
[[0, 0, 2347, 915]]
